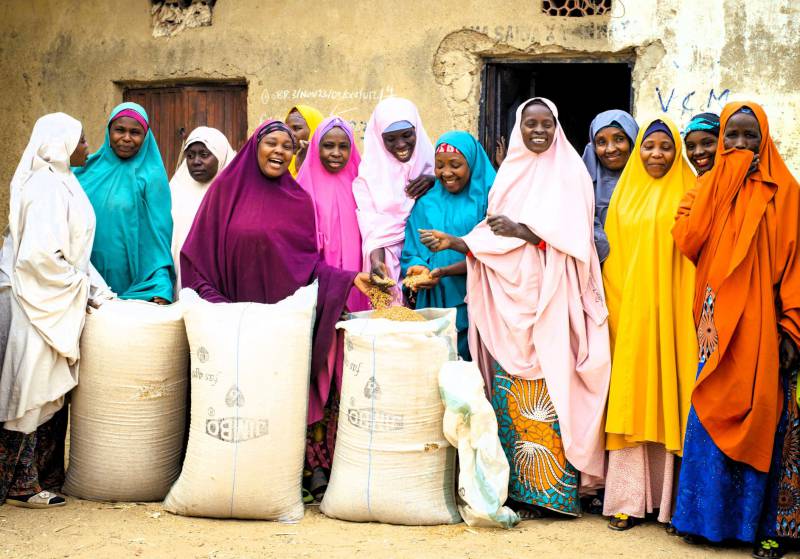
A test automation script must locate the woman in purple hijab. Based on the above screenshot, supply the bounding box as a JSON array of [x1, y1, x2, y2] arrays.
[[180, 121, 372, 482]]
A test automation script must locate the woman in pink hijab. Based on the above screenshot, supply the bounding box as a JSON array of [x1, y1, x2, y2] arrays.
[[420, 98, 611, 519], [296, 116, 369, 500], [352, 97, 435, 292]]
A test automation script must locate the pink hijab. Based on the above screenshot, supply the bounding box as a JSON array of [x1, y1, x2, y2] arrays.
[[462, 97, 611, 491], [352, 97, 434, 282], [297, 117, 368, 312]]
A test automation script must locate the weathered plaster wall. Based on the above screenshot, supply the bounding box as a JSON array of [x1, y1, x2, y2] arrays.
[[1, 0, 799, 227]]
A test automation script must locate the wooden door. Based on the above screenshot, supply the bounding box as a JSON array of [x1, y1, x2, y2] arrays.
[[124, 83, 248, 176]]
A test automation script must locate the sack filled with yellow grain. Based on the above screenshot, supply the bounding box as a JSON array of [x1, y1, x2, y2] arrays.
[[321, 308, 461, 525]]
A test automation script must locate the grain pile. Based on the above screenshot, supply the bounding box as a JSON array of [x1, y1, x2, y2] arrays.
[[402, 270, 433, 289], [366, 279, 396, 310], [371, 306, 426, 322]]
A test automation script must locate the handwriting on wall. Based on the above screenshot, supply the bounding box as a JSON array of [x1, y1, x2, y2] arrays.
[[656, 87, 731, 117]]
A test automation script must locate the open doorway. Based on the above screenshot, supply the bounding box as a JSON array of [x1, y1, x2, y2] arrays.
[[480, 61, 632, 165]]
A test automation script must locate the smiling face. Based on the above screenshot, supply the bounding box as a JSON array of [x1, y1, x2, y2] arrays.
[[520, 102, 556, 154], [257, 130, 294, 178], [69, 131, 90, 167], [723, 112, 762, 155], [639, 131, 676, 179], [593, 126, 631, 171], [286, 110, 310, 145], [319, 126, 352, 173], [435, 151, 471, 194], [381, 127, 416, 162], [684, 130, 719, 175], [184, 141, 219, 183], [109, 116, 145, 159]]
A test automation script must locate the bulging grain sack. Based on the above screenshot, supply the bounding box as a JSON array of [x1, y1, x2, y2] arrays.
[[163, 283, 317, 521], [64, 299, 189, 502], [320, 308, 461, 525]]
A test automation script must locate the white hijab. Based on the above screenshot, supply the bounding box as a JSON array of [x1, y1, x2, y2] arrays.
[[170, 126, 235, 295]]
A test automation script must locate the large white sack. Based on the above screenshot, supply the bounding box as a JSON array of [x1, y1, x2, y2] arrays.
[[439, 361, 519, 528], [320, 308, 461, 525], [163, 283, 317, 521], [63, 299, 188, 501]]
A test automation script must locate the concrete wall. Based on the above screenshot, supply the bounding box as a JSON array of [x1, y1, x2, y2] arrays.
[[2, 0, 799, 227]]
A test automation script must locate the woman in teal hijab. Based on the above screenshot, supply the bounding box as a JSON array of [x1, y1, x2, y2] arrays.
[[401, 131, 494, 359], [74, 102, 174, 303]]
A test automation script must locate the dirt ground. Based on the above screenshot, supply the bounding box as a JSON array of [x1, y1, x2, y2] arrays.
[[2, 499, 796, 559]]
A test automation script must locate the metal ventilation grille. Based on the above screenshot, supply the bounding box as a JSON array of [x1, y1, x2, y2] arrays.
[[542, 0, 612, 16]]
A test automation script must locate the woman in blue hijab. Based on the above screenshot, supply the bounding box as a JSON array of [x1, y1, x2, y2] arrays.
[[401, 131, 494, 359], [74, 102, 174, 303], [581, 110, 639, 263]]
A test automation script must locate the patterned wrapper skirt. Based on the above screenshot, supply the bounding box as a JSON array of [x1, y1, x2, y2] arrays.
[[491, 362, 580, 516]]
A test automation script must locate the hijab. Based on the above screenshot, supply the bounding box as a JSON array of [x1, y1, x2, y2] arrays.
[[672, 101, 800, 472], [581, 110, 638, 262], [170, 126, 235, 295], [74, 102, 174, 302], [286, 104, 324, 178]]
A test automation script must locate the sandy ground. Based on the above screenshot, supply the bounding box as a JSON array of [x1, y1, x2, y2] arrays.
[[2, 499, 797, 559]]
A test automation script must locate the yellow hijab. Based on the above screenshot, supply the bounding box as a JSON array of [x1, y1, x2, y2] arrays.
[[602, 116, 698, 454], [286, 105, 324, 177]]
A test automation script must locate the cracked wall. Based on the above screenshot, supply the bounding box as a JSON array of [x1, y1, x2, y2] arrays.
[[1, 0, 799, 227]]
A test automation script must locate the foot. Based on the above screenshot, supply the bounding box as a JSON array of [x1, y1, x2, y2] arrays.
[[582, 496, 604, 515], [5, 490, 66, 509], [608, 513, 639, 531], [753, 539, 784, 559], [665, 522, 678, 536], [515, 506, 543, 520]]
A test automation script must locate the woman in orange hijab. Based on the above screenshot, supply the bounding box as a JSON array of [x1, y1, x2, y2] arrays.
[[671, 101, 800, 556]]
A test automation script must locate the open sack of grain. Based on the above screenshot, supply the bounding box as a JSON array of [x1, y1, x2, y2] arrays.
[[63, 299, 188, 502], [163, 283, 317, 521], [320, 308, 461, 525]]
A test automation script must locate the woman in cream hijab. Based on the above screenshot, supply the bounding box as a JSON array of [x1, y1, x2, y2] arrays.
[[0, 112, 113, 508], [170, 126, 235, 296]]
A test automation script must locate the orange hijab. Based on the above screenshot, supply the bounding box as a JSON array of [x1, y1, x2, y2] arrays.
[[672, 101, 800, 472]]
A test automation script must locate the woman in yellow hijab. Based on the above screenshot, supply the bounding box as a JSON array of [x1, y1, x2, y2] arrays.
[[601, 116, 698, 531], [286, 105, 324, 177]]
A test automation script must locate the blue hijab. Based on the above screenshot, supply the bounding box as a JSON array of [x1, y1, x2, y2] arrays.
[[74, 102, 174, 301], [581, 110, 638, 263], [400, 131, 494, 359]]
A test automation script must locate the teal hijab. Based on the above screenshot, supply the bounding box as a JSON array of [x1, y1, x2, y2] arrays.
[[74, 102, 174, 301], [400, 131, 494, 359]]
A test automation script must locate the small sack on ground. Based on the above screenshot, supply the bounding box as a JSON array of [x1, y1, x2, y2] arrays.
[[64, 299, 188, 502], [320, 308, 461, 525], [163, 283, 317, 521]]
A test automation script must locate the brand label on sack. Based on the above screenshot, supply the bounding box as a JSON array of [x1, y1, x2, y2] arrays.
[[346, 407, 403, 432], [205, 416, 269, 442]]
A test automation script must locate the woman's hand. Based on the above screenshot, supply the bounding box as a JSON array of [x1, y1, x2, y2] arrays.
[[747, 154, 761, 177], [487, 215, 542, 244], [404, 265, 439, 291], [86, 298, 101, 314], [495, 136, 507, 167], [419, 229, 469, 254], [151, 296, 170, 305], [353, 272, 374, 296], [405, 174, 435, 200], [369, 248, 389, 283]]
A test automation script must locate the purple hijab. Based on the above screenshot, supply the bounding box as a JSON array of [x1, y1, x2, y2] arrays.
[[180, 120, 356, 425]]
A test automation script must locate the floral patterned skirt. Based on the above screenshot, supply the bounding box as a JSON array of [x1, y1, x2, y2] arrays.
[[491, 362, 580, 516]]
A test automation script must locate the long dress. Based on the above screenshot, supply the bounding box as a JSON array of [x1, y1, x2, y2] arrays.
[[600, 116, 698, 522], [180, 120, 356, 428], [671, 101, 800, 543], [462, 98, 611, 513], [74, 102, 174, 302], [400, 131, 494, 360], [580, 110, 638, 263], [0, 113, 112, 501], [170, 126, 235, 297]]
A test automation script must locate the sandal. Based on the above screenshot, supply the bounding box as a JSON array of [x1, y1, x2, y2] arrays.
[[582, 496, 604, 515], [5, 490, 66, 509], [608, 513, 640, 531], [301, 488, 314, 504], [665, 522, 678, 536], [752, 539, 785, 559]]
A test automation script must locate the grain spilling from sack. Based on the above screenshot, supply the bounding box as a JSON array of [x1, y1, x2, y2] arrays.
[[321, 308, 461, 525], [163, 283, 317, 521], [63, 299, 188, 502], [366, 281, 395, 310]]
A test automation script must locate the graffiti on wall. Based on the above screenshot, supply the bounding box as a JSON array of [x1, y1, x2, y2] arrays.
[[656, 87, 732, 117]]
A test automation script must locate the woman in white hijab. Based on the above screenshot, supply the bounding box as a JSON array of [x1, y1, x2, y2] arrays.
[[170, 126, 235, 297], [0, 112, 113, 508]]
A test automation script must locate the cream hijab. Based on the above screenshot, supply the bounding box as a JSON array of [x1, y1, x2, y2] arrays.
[[170, 126, 235, 295]]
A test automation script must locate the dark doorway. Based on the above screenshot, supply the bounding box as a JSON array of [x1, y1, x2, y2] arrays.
[[124, 82, 248, 176], [480, 61, 632, 165]]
